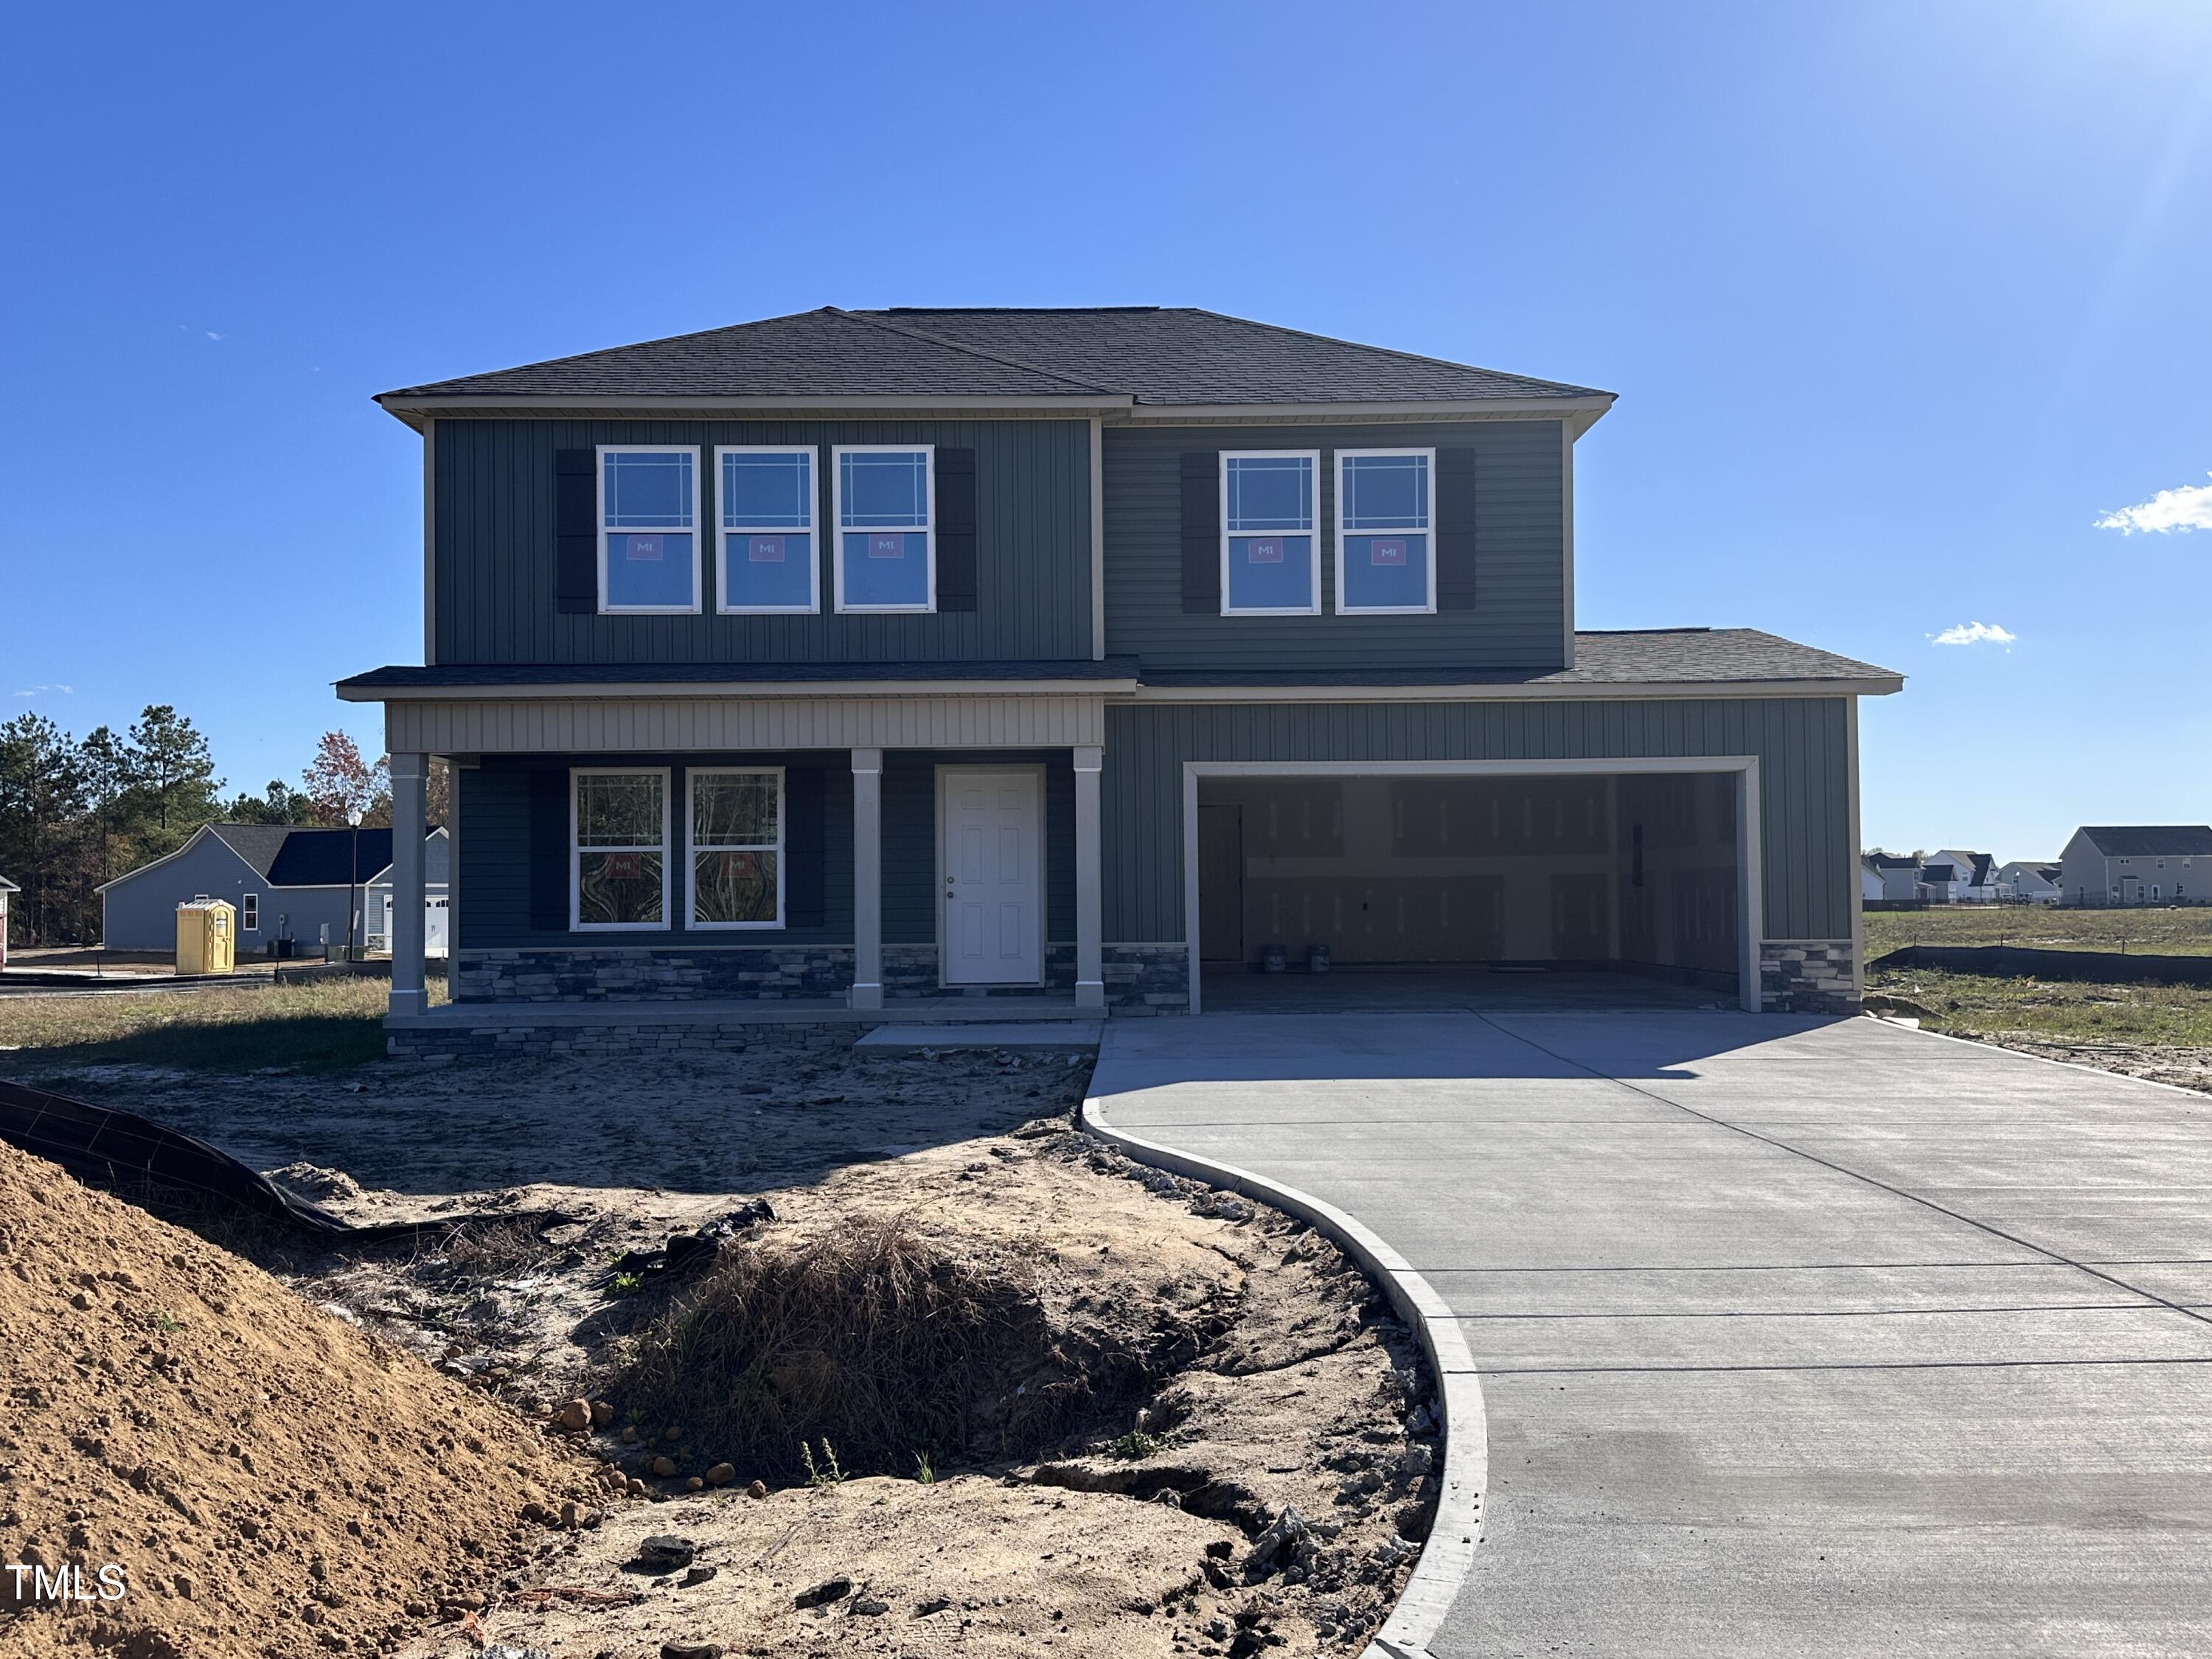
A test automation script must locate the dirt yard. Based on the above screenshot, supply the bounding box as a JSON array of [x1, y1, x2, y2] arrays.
[[5, 1036, 1438, 1656]]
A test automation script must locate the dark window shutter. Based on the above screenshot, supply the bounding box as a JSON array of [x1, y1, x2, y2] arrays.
[[1436, 447, 1479, 611], [555, 449, 598, 614], [1179, 451, 1220, 614], [527, 769, 571, 931], [935, 448, 977, 612], [783, 768, 827, 928]]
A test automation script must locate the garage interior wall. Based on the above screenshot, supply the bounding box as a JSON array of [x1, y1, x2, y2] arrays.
[[1197, 773, 1739, 989]]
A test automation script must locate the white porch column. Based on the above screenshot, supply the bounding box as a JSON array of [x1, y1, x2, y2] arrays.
[[849, 748, 884, 1010], [388, 752, 428, 1018], [1074, 745, 1105, 1012]]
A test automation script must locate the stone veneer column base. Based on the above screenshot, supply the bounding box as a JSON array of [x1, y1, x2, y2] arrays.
[[1759, 940, 1859, 1014], [1102, 944, 1190, 1014]]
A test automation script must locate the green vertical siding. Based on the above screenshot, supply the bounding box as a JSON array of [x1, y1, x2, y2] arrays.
[[435, 419, 1093, 665], [1101, 698, 1852, 943], [1102, 420, 1566, 671]]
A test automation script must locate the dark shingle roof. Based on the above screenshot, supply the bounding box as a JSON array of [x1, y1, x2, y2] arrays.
[[338, 633, 1896, 696], [204, 824, 395, 887], [379, 307, 1610, 408], [2077, 826, 2212, 857], [338, 659, 1140, 693], [1138, 630, 1899, 689]]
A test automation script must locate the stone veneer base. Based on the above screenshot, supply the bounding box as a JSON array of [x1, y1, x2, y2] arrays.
[[1759, 939, 1859, 1014]]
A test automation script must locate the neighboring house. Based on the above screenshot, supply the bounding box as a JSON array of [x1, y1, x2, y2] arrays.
[[337, 305, 1904, 1022], [364, 827, 452, 956], [1859, 858, 1885, 903], [0, 874, 16, 967], [1996, 860, 2062, 904], [1862, 852, 1920, 902], [1919, 849, 1997, 904], [98, 824, 436, 953], [2059, 826, 2212, 907]]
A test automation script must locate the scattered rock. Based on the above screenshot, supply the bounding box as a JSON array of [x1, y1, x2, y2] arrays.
[[619, 1426, 639, 1444], [590, 1399, 614, 1426], [704, 1462, 737, 1486], [917, 1596, 953, 1615], [684, 1476, 704, 1491], [852, 1596, 889, 1615], [1244, 1503, 1314, 1582], [747, 1479, 768, 1500], [648, 1455, 678, 1478], [555, 1398, 592, 1432], [661, 1644, 724, 1659], [630, 1534, 698, 1572], [682, 1565, 718, 1587], [795, 1575, 852, 1609]]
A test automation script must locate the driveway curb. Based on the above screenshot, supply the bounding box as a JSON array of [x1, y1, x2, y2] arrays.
[[1081, 1088, 1484, 1659]]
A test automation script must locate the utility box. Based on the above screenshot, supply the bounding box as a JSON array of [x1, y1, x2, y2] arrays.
[[175, 899, 237, 975]]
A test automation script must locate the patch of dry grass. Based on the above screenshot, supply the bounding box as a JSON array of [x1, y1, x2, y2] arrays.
[[1865, 907, 2212, 958], [0, 975, 442, 1074], [1867, 966, 2212, 1046]]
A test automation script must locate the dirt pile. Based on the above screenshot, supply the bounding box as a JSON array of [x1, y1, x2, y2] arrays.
[[608, 1210, 1222, 1484], [0, 1139, 593, 1658]]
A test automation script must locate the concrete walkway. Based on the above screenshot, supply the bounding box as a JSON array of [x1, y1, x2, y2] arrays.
[[1088, 1010, 2212, 1656]]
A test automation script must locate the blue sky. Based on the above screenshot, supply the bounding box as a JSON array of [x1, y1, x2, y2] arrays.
[[3, 1, 2207, 858]]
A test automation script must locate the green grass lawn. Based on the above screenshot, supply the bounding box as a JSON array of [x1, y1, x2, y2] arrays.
[[1865, 964, 2212, 1047], [1865, 906, 2212, 958], [0, 976, 440, 1075]]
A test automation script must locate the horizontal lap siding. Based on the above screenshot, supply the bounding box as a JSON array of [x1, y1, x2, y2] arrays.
[[459, 755, 855, 949], [435, 419, 1091, 665], [1102, 699, 1850, 943], [1103, 420, 1565, 670]]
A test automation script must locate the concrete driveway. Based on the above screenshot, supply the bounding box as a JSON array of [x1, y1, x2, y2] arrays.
[[1087, 1009, 2212, 1657]]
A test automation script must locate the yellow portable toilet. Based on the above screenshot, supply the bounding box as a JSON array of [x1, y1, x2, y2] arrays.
[[175, 899, 237, 975]]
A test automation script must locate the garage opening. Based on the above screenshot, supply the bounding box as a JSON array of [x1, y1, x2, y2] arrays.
[[1193, 769, 1749, 1011]]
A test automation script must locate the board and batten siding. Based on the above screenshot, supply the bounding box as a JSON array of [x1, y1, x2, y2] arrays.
[[1102, 420, 1567, 671], [1101, 698, 1853, 945], [434, 419, 1093, 666]]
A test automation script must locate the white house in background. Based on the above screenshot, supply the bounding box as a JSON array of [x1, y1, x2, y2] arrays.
[[1997, 860, 2062, 904], [364, 827, 451, 957], [1862, 852, 1920, 902], [2059, 826, 2212, 907], [1919, 849, 1997, 903]]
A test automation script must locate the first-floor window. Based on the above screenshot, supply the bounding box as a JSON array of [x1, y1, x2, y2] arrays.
[[1222, 451, 1318, 614], [689, 768, 784, 927], [573, 768, 669, 928], [241, 893, 259, 931]]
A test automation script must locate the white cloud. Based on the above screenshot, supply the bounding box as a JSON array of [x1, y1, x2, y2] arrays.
[[12, 683, 73, 698], [2096, 472, 2212, 534], [1930, 621, 2016, 648]]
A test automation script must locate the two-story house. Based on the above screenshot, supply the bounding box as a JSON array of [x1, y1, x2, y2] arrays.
[[336, 307, 1901, 1032], [2059, 826, 2212, 906]]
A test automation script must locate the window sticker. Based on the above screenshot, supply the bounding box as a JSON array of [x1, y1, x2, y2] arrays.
[[1247, 538, 1284, 564], [1370, 538, 1408, 566], [626, 535, 663, 562], [605, 852, 641, 880], [868, 533, 905, 559], [748, 535, 787, 563]]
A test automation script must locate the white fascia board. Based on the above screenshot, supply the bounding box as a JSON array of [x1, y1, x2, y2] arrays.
[[1134, 676, 1903, 704], [338, 677, 1141, 703], [376, 393, 1135, 429], [1119, 395, 1616, 429]]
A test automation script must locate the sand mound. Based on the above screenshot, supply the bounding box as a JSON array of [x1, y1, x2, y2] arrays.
[[0, 1141, 592, 1658]]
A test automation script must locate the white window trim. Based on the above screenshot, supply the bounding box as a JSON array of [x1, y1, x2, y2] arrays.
[[240, 893, 259, 931], [597, 445, 703, 616], [1220, 450, 1322, 616], [1334, 447, 1438, 615], [570, 766, 672, 932], [831, 442, 936, 614], [713, 445, 819, 615], [686, 766, 787, 930]]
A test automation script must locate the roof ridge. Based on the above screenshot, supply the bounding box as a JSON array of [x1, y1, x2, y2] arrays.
[[830, 307, 1123, 396], [1174, 307, 1614, 402]]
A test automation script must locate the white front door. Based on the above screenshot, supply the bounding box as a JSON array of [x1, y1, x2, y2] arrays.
[[941, 768, 1043, 985]]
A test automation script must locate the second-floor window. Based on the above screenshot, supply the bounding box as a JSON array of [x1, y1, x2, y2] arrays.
[[599, 447, 700, 614], [1221, 451, 1319, 615], [833, 445, 935, 612], [717, 447, 817, 613], [1336, 449, 1435, 614]]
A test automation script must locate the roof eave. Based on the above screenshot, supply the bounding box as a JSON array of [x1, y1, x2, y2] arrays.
[[373, 391, 1138, 429]]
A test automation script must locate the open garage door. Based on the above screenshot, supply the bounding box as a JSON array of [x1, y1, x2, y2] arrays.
[[1189, 764, 1756, 1012]]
